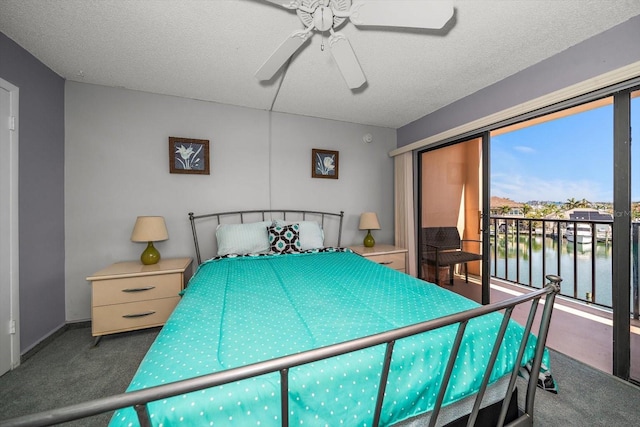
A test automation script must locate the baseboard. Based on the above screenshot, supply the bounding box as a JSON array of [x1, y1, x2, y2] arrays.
[[66, 320, 91, 330], [20, 320, 91, 363]]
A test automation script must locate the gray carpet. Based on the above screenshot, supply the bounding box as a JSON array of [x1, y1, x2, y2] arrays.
[[0, 325, 639, 426], [0, 326, 160, 426], [525, 350, 640, 426]]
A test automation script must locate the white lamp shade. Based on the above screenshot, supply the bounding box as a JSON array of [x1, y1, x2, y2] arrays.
[[359, 212, 380, 230], [131, 216, 169, 242]]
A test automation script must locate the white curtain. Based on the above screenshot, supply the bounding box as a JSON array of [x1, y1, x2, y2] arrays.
[[394, 152, 417, 276]]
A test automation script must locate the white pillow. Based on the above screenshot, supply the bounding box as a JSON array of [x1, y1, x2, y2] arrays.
[[275, 220, 324, 250], [216, 221, 272, 256]]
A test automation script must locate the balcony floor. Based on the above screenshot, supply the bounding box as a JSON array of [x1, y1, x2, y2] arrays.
[[437, 274, 640, 381]]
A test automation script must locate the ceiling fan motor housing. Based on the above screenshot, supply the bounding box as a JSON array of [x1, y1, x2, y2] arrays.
[[296, 0, 351, 31]]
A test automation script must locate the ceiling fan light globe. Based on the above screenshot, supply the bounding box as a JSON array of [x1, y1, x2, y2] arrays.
[[314, 5, 334, 31]]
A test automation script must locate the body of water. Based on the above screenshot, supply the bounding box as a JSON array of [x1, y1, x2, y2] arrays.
[[490, 234, 613, 307]]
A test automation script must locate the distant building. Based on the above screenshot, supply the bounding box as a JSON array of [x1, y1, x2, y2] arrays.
[[490, 196, 524, 217], [527, 200, 560, 211]]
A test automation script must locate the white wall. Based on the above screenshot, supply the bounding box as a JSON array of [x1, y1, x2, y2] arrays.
[[65, 82, 396, 321]]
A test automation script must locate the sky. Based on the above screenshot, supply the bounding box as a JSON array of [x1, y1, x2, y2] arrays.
[[491, 97, 640, 204]]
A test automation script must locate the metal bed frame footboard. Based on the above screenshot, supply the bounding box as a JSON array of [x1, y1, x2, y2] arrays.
[[188, 209, 345, 265], [1, 276, 562, 427]]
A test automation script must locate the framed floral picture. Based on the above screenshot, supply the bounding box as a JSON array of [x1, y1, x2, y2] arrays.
[[169, 137, 210, 175], [312, 148, 339, 179]]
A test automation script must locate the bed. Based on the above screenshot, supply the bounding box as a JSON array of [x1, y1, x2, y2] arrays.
[[0, 209, 560, 427]]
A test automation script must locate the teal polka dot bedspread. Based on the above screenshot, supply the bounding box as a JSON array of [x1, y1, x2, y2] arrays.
[[109, 250, 546, 427]]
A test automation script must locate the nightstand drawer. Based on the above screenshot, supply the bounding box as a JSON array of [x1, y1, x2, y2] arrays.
[[87, 258, 192, 342], [367, 252, 406, 271], [92, 296, 180, 335], [92, 273, 182, 306]]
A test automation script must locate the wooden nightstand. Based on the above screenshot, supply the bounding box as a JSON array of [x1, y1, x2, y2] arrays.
[[87, 257, 192, 345], [349, 244, 408, 273]]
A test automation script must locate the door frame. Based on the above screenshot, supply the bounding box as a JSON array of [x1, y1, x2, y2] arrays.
[[0, 76, 20, 371], [481, 131, 491, 304], [612, 90, 631, 380]]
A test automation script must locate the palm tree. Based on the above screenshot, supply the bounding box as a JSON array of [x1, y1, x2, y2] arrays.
[[578, 198, 591, 208], [633, 203, 640, 221], [500, 205, 511, 215], [541, 203, 557, 218], [564, 198, 579, 210]]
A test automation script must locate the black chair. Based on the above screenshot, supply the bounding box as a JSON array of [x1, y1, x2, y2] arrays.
[[422, 227, 482, 285]]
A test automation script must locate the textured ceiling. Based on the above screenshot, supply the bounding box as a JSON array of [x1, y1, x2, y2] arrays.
[[2, 0, 640, 129]]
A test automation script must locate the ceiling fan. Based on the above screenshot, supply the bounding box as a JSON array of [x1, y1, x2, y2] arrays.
[[256, 0, 454, 89]]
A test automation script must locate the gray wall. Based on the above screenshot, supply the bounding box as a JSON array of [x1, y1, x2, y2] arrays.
[[398, 14, 640, 147], [65, 82, 396, 321], [0, 32, 66, 352]]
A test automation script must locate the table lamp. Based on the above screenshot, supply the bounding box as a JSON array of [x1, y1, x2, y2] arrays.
[[359, 212, 380, 248], [131, 216, 169, 265]]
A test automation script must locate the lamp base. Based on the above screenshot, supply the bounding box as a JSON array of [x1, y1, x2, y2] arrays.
[[141, 242, 161, 265], [363, 230, 375, 248]]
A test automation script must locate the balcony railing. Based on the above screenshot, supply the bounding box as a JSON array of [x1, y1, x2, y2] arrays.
[[489, 216, 617, 309], [489, 216, 640, 319]]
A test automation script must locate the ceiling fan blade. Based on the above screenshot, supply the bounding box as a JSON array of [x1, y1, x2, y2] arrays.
[[349, 0, 454, 29], [255, 30, 311, 81], [329, 33, 366, 90], [261, 0, 300, 9]]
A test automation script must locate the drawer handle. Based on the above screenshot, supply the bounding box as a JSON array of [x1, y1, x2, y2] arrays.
[[122, 286, 156, 293], [122, 311, 156, 319], [379, 261, 393, 265]]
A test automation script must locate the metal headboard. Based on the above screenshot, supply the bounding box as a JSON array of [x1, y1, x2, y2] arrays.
[[188, 209, 345, 265]]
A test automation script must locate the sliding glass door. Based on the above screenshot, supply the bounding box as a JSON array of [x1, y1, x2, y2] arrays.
[[418, 136, 490, 304], [413, 80, 639, 383]]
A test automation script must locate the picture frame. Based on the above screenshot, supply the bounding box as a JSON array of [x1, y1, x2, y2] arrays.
[[311, 148, 339, 179], [169, 137, 210, 175]]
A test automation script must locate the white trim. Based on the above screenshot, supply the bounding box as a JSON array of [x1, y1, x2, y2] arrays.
[[0, 77, 20, 369], [390, 60, 640, 157]]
